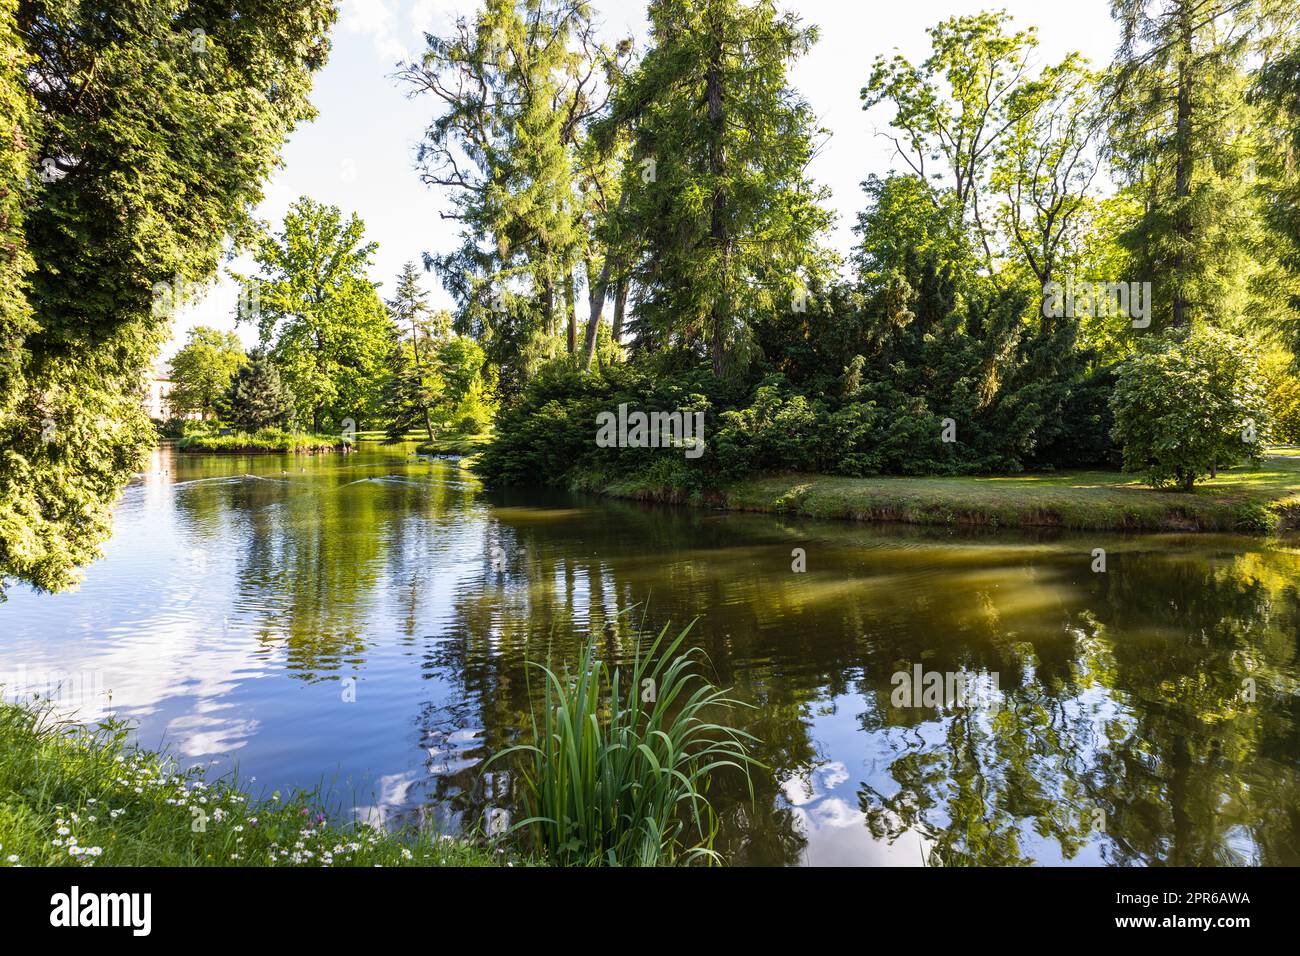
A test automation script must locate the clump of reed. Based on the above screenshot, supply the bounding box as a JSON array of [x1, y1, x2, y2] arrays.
[[487, 623, 759, 866]]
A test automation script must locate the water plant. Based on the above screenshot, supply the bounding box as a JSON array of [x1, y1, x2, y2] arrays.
[[486, 623, 759, 866]]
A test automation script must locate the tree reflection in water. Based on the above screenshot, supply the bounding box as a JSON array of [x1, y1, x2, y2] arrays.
[[76, 450, 1300, 865]]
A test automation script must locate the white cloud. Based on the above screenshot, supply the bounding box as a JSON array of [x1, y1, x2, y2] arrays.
[[410, 0, 461, 35], [342, 0, 408, 62]]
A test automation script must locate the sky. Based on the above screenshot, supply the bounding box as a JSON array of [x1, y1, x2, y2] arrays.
[[163, 0, 1120, 360]]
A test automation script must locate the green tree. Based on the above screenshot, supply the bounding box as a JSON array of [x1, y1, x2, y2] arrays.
[[990, 55, 1101, 296], [400, 0, 625, 394], [864, 12, 1054, 273], [242, 197, 390, 434], [0, 0, 333, 594], [385, 262, 441, 442], [167, 326, 246, 419], [610, 0, 832, 377], [1110, 327, 1269, 491], [379, 334, 441, 442], [1105, 0, 1286, 331], [1252, 35, 1300, 357], [0, 0, 33, 424], [220, 348, 291, 433], [433, 334, 492, 431]]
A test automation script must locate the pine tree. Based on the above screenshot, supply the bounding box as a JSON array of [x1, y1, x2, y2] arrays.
[[386, 262, 440, 442], [221, 349, 292, 433], [1253, 37, 1300, 357], [1106, 0, 1286, 330], [378, 335, 443, 443], [608, 0, 832, 377]]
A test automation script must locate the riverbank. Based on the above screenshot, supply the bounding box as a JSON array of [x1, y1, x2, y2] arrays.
[[414, 430, 493, 457], [177, 429, 352, 454], [593, 450, 1300, 533], [0, 702, 506, 867], [348, 429, 491, 457]]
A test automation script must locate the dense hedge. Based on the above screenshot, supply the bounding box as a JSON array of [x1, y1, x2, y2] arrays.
[[474, 357, 1119, 494]]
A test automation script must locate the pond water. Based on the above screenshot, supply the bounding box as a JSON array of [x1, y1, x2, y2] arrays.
[[3, 444, 1299, 866]]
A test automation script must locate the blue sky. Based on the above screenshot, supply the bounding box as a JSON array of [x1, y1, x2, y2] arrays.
[[164, 0, 1118, 358]]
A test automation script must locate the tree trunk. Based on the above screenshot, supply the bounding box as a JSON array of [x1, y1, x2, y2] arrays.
[[581, 253, 613, 370], [611, 274, 629, 346], [541, 259, 556, 336], [1171, 5, 1194, 329], [706, 52, 729, 378], [564, 266, 577, 355]]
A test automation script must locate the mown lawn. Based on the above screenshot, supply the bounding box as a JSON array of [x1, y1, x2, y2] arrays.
[[176, 428, 351, 454], [414, 429, 493, 457], [353, 429, 492, 457], [0, 703, 511, 868], [721, 450, 1300, 533]]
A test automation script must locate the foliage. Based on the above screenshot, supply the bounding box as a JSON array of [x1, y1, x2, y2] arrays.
[[1263, 354, 1300, 444], [863, 10, 1097, 286], [475, 362, 716, 493], [220, 348, 292, 433], [1105, 0, 1291, 332], [0, 0, 33, 423], [486, 624, 757, 866], [433, 334, 495, 430], [381, 329, 494, 443], [1253, 38, 1300, 355], [241, 197, 390, 433], [379, 339, 439, 443], [380, 262, 445, 442], [0, 0, 334, 595], [1110, 328, 1270, 490], [167, 326, 246, 419], [610, 0, 833, 377]]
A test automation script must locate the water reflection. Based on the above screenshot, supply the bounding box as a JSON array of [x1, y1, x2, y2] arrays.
[[1, 445, 1297, 865]]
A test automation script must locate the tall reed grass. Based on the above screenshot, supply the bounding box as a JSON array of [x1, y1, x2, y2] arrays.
[[486, 623, 759, 866]]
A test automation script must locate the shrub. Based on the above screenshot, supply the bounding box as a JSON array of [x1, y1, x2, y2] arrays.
[[475, 364, 718, 492], [1262, 350, 1300, 444], [477, 360, 1062, 494], [1110, 328, 1269, 491]]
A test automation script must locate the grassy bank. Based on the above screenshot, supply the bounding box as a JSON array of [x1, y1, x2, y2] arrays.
[[595, 450, 1300, 534], [414, 430, 493, 458], [177, 428, 352, 454], [0, 702, 504, 867], [349, 428, 491, 457]]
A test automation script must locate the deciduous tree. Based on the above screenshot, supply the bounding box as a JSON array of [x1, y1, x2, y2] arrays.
[[167, 326, 246, 419]]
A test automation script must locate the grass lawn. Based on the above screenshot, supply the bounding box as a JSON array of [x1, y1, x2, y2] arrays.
[[0, 702, 510, 868], [415, 430, 493, 457], [665, 449, 1300, 534], [176, 428, 351, 454], [353, 429, 492, 457]]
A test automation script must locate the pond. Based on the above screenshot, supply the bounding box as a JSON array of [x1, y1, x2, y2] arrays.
[[2, 444, 1298, 866]]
